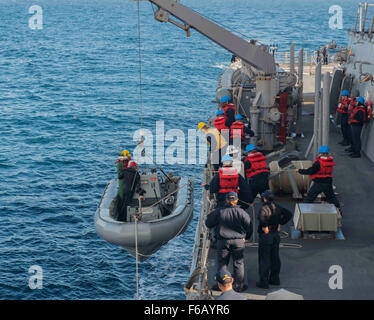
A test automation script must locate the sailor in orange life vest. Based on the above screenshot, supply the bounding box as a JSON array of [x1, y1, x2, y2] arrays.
[[219, 96, 236, 129], [115, 149, 131, 205], [214, 110, 229, 132], [336, 90, 352, 146], [202, 155, 253, 208], [117, 160, 140, 222], [230, 114, 255, 144], [348, 96, 367, 158], [297, 145, 341, 210], [243, 144, 270, 198]]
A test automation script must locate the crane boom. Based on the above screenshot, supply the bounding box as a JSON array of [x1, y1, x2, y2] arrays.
[[147, 0, 276, 74]]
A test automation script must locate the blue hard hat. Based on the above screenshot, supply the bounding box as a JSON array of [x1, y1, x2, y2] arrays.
[[221, 155, 233, 162], [245, 144, 256, 153], [341, 90, 350, 96], [235, 114, 243, 120], [220, 96, 230, 103], [216, 110, 224, 116], [318, 145, 330, 153], [356, 96, 365, 104]]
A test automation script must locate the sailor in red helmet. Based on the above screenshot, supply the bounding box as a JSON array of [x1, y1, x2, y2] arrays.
[[203, 155, 253, 208], [297, 145, 340, 209], [243, 144, 270, 198], [220, 96, 236, 129]]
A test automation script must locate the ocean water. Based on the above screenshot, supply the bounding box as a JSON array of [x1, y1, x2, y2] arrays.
[[0, 0, 359, 299]]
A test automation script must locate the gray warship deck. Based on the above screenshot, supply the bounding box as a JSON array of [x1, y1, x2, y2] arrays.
[[206, 102, 374, 300]]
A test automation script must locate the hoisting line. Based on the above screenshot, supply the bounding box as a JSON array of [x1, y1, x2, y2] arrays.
[[135, 0, 143, 300], [137, 0, 144, 131]]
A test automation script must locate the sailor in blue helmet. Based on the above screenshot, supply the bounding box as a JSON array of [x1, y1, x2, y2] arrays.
[[297, 145, 340, 209], [206, 192, 252, 293], [256, 190, 292, 289], [243, 144, 270, 198], [219, 96, 236, 129], [336, 90, 352, 146], [348, 96, 367, 158], [230, 114, 254, 144]]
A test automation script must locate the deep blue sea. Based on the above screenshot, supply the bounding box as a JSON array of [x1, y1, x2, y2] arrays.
[[0, 0, 360, 299]]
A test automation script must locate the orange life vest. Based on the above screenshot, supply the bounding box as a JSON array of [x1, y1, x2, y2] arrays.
[[244, 152, 269, 178], [336, 98, 350, 114], [115, 158, 130, 169], [218, 167, 239, 193], [310, 156, 336, 180], [214, 116, 228, 131], [223, 103, 236, 119], [230, 121, 245, 141], [348, 98, 355, 114], [349, 106, 367, 124]]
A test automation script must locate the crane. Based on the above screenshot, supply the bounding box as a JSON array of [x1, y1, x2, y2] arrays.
[[147, 0, 276, 75]]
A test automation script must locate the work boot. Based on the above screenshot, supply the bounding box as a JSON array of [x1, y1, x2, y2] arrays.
[[269, 277, 280, 286], [345, 147, 353, 152], [340, 142, 350, 146], [256, 281, 269, 289], [349, 153, 361, 158]]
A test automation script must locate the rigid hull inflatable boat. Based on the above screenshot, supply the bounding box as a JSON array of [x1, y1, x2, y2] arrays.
[[95, 170, 194, 261]]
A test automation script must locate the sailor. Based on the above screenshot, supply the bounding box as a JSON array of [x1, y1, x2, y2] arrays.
[[225, 145, 244, 177], [243, 144, 270, 198], [230, 114, 254, 144], [220, 96, 236, 128], [256, 190, 292, 289], [115, 150, 131, 209], [297, 145, 340, 209], [336, 90, 352, 146], [213, 110, 229, 132], [348, 96, 367, 158], [117, 160, 140, 222], [198, 122, 228, 170], [205, 192, 252, 292], [214, 269, 246, 300], [344, 91, 357, 154], [203, 155, 253, 208]]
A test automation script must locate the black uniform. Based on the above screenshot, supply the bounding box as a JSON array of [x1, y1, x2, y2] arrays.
[[205, 170, 254, 208], [205, 204, 252, 290], [117, 168, 140, 221], [350, 106, 365, 157], [243, 157, 270, 198], [298, 160, 340, 209], [257, 201, 292, 286]]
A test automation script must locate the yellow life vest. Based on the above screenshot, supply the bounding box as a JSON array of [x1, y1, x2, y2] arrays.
[[205, 127, 228, 152]]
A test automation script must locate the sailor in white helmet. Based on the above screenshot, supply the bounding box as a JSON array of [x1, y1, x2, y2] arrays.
[[225, 145, 244, 177]]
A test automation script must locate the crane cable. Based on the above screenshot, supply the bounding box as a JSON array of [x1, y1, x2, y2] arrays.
[[135, 0, 143, 300], [137, 0, 144, 130]]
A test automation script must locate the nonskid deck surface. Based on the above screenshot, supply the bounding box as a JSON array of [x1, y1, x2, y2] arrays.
[[206, 102, 374, 299]]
